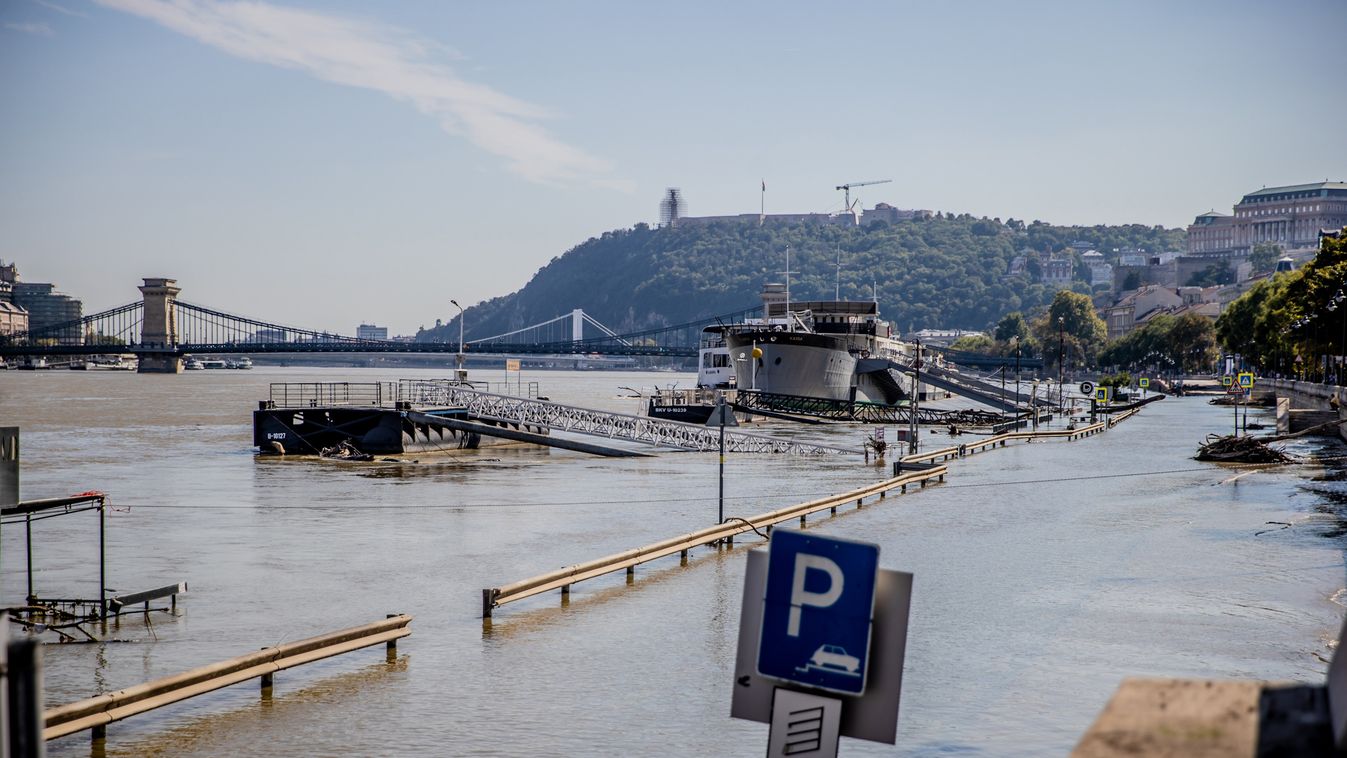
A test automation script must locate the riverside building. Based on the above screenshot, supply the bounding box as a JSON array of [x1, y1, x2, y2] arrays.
[[1187, 181, 1347, 256]]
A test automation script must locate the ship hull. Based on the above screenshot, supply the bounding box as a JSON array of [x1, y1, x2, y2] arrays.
[[726, 329, 909, 405]]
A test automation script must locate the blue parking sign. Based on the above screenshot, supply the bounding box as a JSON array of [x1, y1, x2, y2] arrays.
[[758, 529, 879, 696]]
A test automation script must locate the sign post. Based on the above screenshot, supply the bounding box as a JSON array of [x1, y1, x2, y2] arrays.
[[1139, 377, 1150, 397], [1236, 372, 1255, 436], [734, 531, 912, 753], [705, 396, 738, 529]]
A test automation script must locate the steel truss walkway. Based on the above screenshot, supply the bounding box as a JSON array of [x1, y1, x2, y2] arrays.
[[733, 390, 1006, 426], [396, 380, 855, 456], [858, 358, 1055, 413]]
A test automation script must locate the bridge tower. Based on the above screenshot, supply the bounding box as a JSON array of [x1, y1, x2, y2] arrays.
[[137, 277, 183, 373], [571, 309, 584, 341]]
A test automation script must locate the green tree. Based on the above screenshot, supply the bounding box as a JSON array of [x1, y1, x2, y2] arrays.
[[950, 334, 996, 353], [1121, 270, 1142, 291], [1185, 262, 1234, 287], [993, 312, 1030, 343], [1248, 243, 1282, 275], [1032, 290, 1108, 370]]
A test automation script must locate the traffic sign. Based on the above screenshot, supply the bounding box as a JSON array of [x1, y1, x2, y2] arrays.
[[1094, 386, 1110, 402], [1221, 375, 1234, 387], [733, 549, 912, 745], [1237, 371, 1255, 389], [1079, 381, 1094, 396], [704, 402, 739, 427], [1139, 377, 1150, 389], [758, 530, 879, 696]]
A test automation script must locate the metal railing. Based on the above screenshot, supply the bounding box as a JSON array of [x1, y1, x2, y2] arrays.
[[398, 380, 857, 456], [44, 614, 412, 742], [268, 382, 395, 408], [481, 466, 947, 617]]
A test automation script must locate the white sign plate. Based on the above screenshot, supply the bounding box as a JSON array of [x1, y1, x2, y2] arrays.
[[767, 688, 841, 758]]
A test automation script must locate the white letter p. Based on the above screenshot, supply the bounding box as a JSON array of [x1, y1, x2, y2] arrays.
[[787, 554, 844, 637]]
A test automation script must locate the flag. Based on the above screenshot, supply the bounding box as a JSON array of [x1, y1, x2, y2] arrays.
[[761, 179, 766, 192]]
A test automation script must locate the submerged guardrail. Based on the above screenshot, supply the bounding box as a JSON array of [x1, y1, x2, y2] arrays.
[[481, 466, 948, 617], [45, 614, 412, 743], [483, 401, 1153, 619]]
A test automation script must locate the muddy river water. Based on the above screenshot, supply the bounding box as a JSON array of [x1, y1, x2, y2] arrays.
[[2, 367, 1344, 756]]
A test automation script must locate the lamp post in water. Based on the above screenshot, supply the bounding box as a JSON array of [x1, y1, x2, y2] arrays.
[[450, 299, 465, 381], [706, 394, 738, 530], [1057, 317, 1065, 410]]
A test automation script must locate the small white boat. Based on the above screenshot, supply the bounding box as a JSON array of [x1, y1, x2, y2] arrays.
[[228, 357, 253, 369], [201, 359, 227, 369], [184, 357, 205, 370]]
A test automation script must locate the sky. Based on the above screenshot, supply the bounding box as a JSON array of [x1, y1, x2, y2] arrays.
[[2, 0, 1345, 335]]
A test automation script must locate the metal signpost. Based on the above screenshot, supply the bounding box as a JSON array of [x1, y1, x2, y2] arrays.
[[1139, 377, 1150, 397], [734, 531, 912, 755], [705, 396, 738, 527], [1237, 372, 1254, 435]]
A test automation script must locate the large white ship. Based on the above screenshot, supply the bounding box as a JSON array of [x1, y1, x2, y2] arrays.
[[724, 284, 914, 405]]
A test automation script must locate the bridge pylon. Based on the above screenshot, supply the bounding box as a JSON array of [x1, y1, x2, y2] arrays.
[[137, 277, 183, 373]]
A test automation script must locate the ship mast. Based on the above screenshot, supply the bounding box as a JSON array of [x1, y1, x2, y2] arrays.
[[835, 245, 842, 301], [782, 245, 794, 332]]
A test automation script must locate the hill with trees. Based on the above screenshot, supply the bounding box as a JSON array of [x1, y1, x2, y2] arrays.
[[417, 214, 1185, 343]]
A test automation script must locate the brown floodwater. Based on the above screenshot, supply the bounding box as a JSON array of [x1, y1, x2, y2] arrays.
[[2, 367, 1343, 756]]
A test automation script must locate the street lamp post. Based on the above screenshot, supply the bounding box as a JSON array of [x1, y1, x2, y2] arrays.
[[1057, 317, 1065, 409], [450, 299, 466, 381], [1010, 335, 1021, 415], [909, 339, 921, 455]]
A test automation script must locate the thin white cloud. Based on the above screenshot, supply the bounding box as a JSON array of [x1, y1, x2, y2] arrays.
[[3, 21, 54, 35], [94, 0, 618, 186], [33, 0, 89, 19]]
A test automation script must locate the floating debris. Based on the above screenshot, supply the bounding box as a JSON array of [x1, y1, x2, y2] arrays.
[[319, 440, 374, 461], [1195, 434, 1293, 464]]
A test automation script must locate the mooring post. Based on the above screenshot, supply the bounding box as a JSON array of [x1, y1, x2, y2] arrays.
[[830, 505, 837, 515], [25, 511, 33, 604], [260, 648, 273, 690], [92, 724, 106, 743], [561, 584, 570, 597], [386, 613, 399, 654], [626, 566, 634, 578], [799, 514, 806, 527], [680, 549, 688, 566], [99, 497, 107, 619], [481, 589, 494, 619]]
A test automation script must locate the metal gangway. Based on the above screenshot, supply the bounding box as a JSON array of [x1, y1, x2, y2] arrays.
[[863, 358, 1054, 413], [733, 390, 1005, 426], [396, 380, 856, 456]]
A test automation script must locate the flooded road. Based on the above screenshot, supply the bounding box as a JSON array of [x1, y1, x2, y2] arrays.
[[3, 367, 1344, 756]]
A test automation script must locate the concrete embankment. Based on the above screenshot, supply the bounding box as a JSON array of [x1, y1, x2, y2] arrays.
[[1265, 378, 1345, 441]]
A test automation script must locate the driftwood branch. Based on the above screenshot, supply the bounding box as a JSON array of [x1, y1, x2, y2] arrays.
[[1252, 417, 1347, 443]]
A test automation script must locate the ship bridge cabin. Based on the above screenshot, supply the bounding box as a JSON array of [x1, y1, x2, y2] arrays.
[[766, 300, 892, 338]]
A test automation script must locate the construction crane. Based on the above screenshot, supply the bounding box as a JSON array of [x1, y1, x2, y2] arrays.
[[835, 179, 893, 213]]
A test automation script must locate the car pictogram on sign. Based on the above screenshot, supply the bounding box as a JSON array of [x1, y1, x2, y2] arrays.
[[801, 645, 861, 677]]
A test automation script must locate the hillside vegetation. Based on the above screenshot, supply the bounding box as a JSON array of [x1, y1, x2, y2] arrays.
[[417, 215, 1185, 342]]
